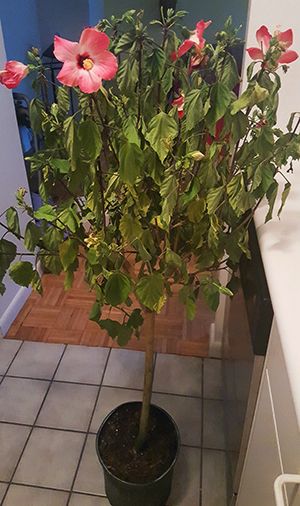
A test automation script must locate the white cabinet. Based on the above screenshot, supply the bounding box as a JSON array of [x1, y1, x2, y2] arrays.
[[236, 319, 300, 506]]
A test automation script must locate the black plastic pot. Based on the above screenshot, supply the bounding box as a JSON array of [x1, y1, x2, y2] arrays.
[[96, 402, 180, 506]]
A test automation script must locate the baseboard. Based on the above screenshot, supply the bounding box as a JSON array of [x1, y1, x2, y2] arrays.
[[0, 286, 31, 337]]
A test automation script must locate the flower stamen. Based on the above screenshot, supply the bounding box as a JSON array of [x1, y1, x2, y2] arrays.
[[82, 58, 94, 71]]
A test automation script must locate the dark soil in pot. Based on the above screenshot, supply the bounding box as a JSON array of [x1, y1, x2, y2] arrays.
[[98, 402, 178, 482]]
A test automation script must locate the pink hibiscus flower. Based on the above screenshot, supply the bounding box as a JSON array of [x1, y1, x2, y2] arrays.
[[0, 61, 28, 89], [171, 19, 212, 68], [172, 93, 185, 119], [247, 25, 298, 65], [54, 28, 118, 94]]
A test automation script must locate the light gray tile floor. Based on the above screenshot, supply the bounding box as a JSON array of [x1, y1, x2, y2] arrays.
[[0, 340, 227, 505]]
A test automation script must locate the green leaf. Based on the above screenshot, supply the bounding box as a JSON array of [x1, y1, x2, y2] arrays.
[[206, 83, 231, 133], [59, 238, 78, 271], [117, 57, 139, 95], [278, 182, 291, 217], [265, 181, 279, 223], [165, 248, 182, 269], [64, 270, 74, 290], [200, 277, 220, 311], [78, 119, 102, 161], [161, 67, 173, 95], [212, 281, 233, 296], [57, 86, 70, 115], [148, 47, 166, 80], [99, 319, 132, 345], [24, 222, 41, 251], [89, 301, 102, 322], [114, 32, 135, 54], [231, 112, 249, 143], [0, 239, 17, 276], [6, 207, 20, 236], [34, 204, 57, 222], [104, 272, 131, 306], [146, 112, 178, 162], [29, 98, 45, 133], [255, 127, 274, 156], [63, 116, 80, 169], [119, 142, 144, 185], [187, 199, 206, 223], [127, 308, 144, 329], [206, 187, 224, 214], [120, 214, 143, 243], [123, 116, 140, 146], [184, 89, 204, 132], [160, 171, 177, 227], [186, 297, 196, 320], [50, 158, 70, 174], [219, 53, 239, 90], [58, 208, 79, 234], [136, 273, 164, 311], [231, 83, 269, 115], [40, 251, 63, 275], [9, 261, 34, 287], [42, 227, 63, 250]]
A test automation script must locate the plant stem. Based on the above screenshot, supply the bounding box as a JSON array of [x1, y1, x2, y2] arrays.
[[135, 310, 155, 451], [96, 159, 107, 237]]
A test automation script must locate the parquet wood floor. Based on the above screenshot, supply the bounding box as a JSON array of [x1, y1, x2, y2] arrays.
[[6, 265, 213, 357]]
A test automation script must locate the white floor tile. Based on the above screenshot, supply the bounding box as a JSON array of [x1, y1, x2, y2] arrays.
[[0, 340, 22, 375], [0, 423, 30, 481], [3, 484, 68, 506], [153, 354, 202, 397], [203, 399, 226, 450], [55, 346, 109, 384], [69, 494, 109, 505], [14, 427, 85, 490], [73, 435, 105, 496], [37, 382, 98, 431], [204, 359, 223, 399], [102, 349, 145, 389], [0, 378, 49, 424], [168, 446, 201, 505], [7, 342, 64, 379], [202, 449, 227, 506]]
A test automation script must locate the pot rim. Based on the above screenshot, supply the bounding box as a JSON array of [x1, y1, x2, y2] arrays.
[[95, 401, 181, 487]]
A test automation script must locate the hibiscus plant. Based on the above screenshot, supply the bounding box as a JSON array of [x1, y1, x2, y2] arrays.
[[0, 9, 299, 449]]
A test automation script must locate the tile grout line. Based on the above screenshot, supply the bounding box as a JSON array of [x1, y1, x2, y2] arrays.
[[2, 374, 224, 401], [0, 480, 107, 498], [65, 347, 112, 506], [0, 343, 68, 506]]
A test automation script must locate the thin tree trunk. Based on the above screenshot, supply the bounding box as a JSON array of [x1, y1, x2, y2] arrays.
[[135, 310, 155, 451]]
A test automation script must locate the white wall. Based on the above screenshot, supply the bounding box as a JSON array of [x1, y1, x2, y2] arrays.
[[0, 23, 31, 336]]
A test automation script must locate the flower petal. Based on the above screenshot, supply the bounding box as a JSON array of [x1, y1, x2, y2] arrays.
[[0, 60, 28, 88], [56, 61, 81, 87], [246, 47, 264, 60], [196, 20, 212, 41], [54, 35, 78, 62], [177, 39, 195, 58], [277, 28, 293, 48], [256, 25, 272, 52], [79, 28, 110, 56], [93, 50, 118, 80], [78, 68, 102, 93], [277, 50, 299, 64]]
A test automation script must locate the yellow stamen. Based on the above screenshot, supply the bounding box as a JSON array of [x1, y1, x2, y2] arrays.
[[82, 58, 94, 71]]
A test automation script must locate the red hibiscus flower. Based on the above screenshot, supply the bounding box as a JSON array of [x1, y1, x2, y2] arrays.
[[54, 28, 118, 94], [172, 93, 185, 119], [171, 19, 212, 68], [0, 61, 28, 89], [247, 25, 298, 65]]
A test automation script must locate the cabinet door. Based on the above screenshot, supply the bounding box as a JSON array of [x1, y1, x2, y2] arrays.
[[236, 370, 283, 506]]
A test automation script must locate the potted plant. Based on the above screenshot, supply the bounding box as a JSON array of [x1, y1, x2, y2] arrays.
[[0, 8, 299, 506]]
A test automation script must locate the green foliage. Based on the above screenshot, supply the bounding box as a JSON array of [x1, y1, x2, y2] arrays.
[[146, 112, 178, 162], [0, 9, 297, 349], [104, 272, 131, 306]]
